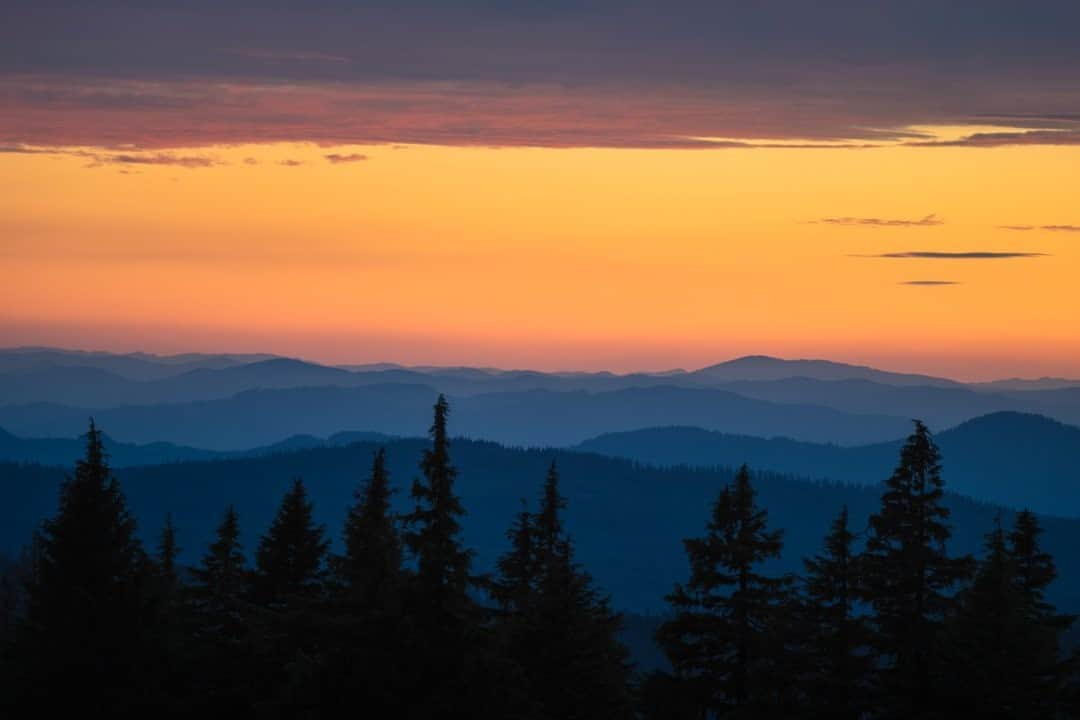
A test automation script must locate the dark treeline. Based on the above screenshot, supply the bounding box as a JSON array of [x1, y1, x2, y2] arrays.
[[1, 400, 1078, 718]]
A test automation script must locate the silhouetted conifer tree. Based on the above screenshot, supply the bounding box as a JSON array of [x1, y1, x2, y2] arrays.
[[799, 506, 872, 719], [307, 449, 412, 715], [399, 395, 530, 718], [494, 462, 632, 719], [404, 394, 474, 612], [192, 505, 247, 619], [862, 420, 973, 717], [938, 516, 1066, 716], [186, 505, 257, 713], [252, 478, 328, 607], [492, 501, 536, 616], [12, 419, 158, 713], [156, 513, 180, 597], [338, 448, 403, 612], [1009, 509, 1074, 631], [656, 464, 792, 716]]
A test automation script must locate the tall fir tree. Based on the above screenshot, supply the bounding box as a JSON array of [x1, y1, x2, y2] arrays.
[[192, 505, 247, 617], [156, 513, 180, 597], [492, 500, 536, 616], [1006, 511, 1074, 714], [494, 462, 632, 719], [252, 478, 328, 608], [187, 505, 258, 712], [938, 516, 1065, 717], [312, 450, 414, 716], [799, 506, 872, 719], [403, 394, 473, 614], [398, 396, 530, 718], [13, 419, 157, 713], [338, 448, 403, 612], [862, 420, 973, 717], [1009, 509, 1074, 630], [656, 464, 792, 716]]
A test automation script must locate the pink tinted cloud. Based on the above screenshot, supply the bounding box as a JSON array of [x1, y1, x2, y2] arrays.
[[0, 74, 1007, 151], [2, 69, 1080, 151]]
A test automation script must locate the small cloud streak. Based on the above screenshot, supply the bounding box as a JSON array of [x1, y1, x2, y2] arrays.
[[999, 223, 1080, 232], [907, 130, 1080, 148], [0, 143, 53, 154], [99, 152, 217, 168], [325, 153, 368, 164], [278, 159, 304, 167], [816, 214, 942, 228], [867, 251, 1046, 260], [901, 280, 961, 286], [2, 144, 219, 168]]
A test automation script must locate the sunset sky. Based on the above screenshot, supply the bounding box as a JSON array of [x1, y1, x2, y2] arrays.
[[3, 1, 1080, 380]]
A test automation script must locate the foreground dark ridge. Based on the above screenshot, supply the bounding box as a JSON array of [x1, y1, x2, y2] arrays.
[[3, 427, 1079, 614]]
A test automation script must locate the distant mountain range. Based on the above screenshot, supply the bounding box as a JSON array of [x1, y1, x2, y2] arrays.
[[3, 410, 1075, 517], [0, 384, 917, 449], [3, 436, 1080, 616], [2, 345, 1080, 451], [0, 347, 278, 381], [576, 412, 1080, 518], [688, 355, 965, 388], [0, 426, 392, 468]]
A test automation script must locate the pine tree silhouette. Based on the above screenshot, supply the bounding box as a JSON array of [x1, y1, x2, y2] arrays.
[[253, 478, 328, 608], [492, 500, 536, 616], [1009, 509, 1074, 630], [185, 505, 259, 712], [397, 395, 488, 715], [403, 394, 474, 614], [862, 420, 973, 717], [657, 464, 792, 715], [799, 506, 872, 719], [156, 513, 180, 595], [192, 505, 247, 619], [338, 448, 403, 612], [938, 515, 1072, 717], [494, 462, 632, 719], [14, 419, 156, 713]]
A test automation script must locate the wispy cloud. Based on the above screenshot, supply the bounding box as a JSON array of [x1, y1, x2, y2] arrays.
[[866, 251, 1047, 260], [907, 130, 1080, 148], [278, 159, 304, 167], [96, 152, 218, 168], [325, 153, 368, 164], [999, 223, 1080, 232], [816, 214, 942, 228], [900, 280, 961, 286], [2, 143, 220, 168], [0, 143, 53, 154]]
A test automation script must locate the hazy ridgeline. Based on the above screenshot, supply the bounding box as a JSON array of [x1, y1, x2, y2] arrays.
[[1, 397, 1077, 717]]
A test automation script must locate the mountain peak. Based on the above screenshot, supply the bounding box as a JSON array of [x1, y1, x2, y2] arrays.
[[692, 355, 960, 388]]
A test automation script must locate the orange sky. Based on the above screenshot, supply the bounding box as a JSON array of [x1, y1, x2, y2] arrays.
[[2, 135, 1079, 380]]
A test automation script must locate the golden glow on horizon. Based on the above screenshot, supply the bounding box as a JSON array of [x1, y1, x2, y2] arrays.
[[2, 135, 1079, 379]]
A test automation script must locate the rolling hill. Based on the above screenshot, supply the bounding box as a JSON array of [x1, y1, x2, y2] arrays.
[[0, 384, 916, 449], [576, 412, 1080, 517], [2, 435, 1078, 616]]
